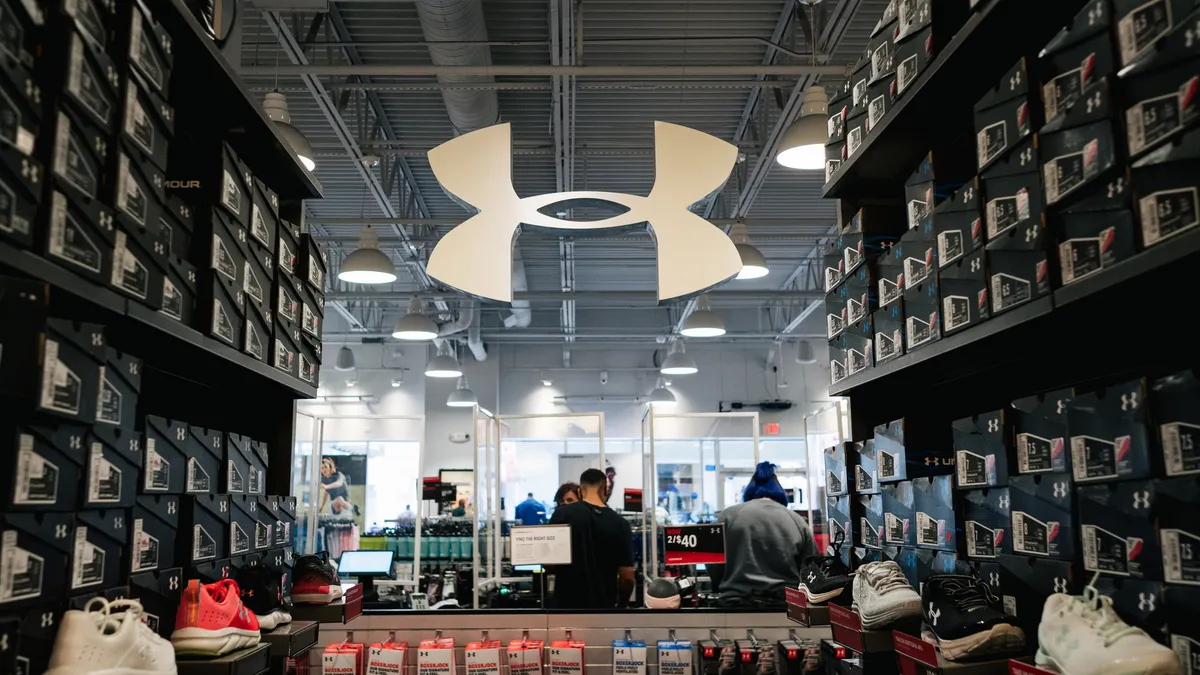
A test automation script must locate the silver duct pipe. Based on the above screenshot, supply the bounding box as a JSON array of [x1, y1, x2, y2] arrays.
[[467, 303, 487, 361], [503, 247, 532, 328], [436, 303, 473, 337], [414, 0, 500, 135]]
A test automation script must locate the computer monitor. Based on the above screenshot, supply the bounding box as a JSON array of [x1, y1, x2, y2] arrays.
[[514, 564, 544, 573], [338, 550, 395, 576]]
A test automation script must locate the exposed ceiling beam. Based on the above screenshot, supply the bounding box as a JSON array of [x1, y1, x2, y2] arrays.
[[242, 64, 847, 76], [307, 217, 833, 227], [325, 290, 824, 302], [257, 80, 813, 92]]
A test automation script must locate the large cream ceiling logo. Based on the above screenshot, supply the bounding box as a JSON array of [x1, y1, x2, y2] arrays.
[[426, 121, 743, 303]]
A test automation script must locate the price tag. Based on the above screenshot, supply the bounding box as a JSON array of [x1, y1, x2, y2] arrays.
[[624, 489, 643, 513], [510, 525, 572, 566], [663, 524, 725, 565]]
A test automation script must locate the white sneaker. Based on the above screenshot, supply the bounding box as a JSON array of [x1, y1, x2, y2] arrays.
[[852, 560, 922, 630], [44, 597, 177, 675], [1036, 586, 1182, 675]]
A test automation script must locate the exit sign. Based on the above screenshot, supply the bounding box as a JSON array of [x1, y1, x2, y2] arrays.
[[763, 422, 780, 435]]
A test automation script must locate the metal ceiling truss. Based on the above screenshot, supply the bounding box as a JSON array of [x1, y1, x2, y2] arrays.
[[550, 0, 579, 365]]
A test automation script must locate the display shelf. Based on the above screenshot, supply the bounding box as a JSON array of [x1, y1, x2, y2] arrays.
[[290, 584, 364, 624], [154, 0, 322, 201], [262, 620, 319, 658], [785, 587, 830, 626], [893, 631, 1017, 674], [0, 243, 126, 314], [176, 643, 271, 675], [822, 0, 1088, 199], [1054, 228, 1200, 306]]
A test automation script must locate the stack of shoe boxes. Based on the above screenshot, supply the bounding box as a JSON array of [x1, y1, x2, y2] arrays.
[[891, 0, 966, 103], [865, 2, 898, 137], [244, 179, 279, 364], [825, 82, 851, 181], [823, 442, 856, 563], [0, 1, 43, 251], [843, 57, 872, 161], [274, 219, 304, 380], [297, 232, 327, 386]]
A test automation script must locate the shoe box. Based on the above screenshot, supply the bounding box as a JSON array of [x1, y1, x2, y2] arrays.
[[952, 409, 1011, 488], [1010, 388, 1074, 479], [272, 318, 301, 379], [874, 417, 953, 482], [0, 49, 43, 249], [868, 6, 897, 83], [986, 248, 1049, 316], [1113, 0, 1196, 69], [830, 335, 848, 386], [938, 246, 989, 335], [242, 242, 274, 363], [229, 495, 257, 558], [1039, 82, 1125, 212], [186, 558, 231, 585], [108, 144, 171, 308], [298, 327, 322, 387], [277, 495, 297, 548], [934, 180, 983, 270], [881, 481, 915, 546], [853, 439, 881, 494], [179, 493, 230, 565], [1152, 369, 1200, 477], [826, 495, 854, 550], [840, 206, 904, 276], [1009, 472, 1075, 559], [253, 495, 275, 551], [69, 508, 127, 594], [837, 315, 874, 379], [1130, 116, 1200, 249], [118, 65, 173, 175], [2, 601, 68, 675], [108, 0, 174, 98], [844, 256, 878, 327], [1120, 8, 1200, 159], [1056, 208, 1138, 285], [827, 142, 845, 183], [823, 239, 845, 293], [299, 231, 327, 297], [902, 254, 940, 351], [277, 218, 301, 280], [264, 545, 294, 596], [962, 487, 1012, 559], [0, 417, 85, 512], [887, 546, 921, 588], [1094, 577, 1169, 642], [872, 302, 904, 365], [979, 132, 1043, 251], [299, 280, 323, 347], [1155, 476, 1200, 586], [127, 566, 182, 640], [997, 554, 1083, 638], [827, 284, 849, 341], [905, 149, 973, 232], [975, 57, 1040, 173], [224, 432, 252, 494], [97, 348, 141, 429], [1078, 477, 1165, 579], [865, 74, 897, 134], [141, 416, 186, 494], [1038, 0, 1115, 124], [167, 140, 252, 229], [1166, 586, 1200, 667], [159, 192, 194, 260], [249, 439, 269, 496], [82, 424, 141, 509], [185, 425, 222, 495], [856, 493, 884, 549], [912, 475, 956, 550], [196, 268, 245, 349], [0, 511, 74, 610], [41, 181, 118, 287], [158, 195, 198, 324], [1068, 378, 1156, 482], [824, 442, 853, 497], [248, 176, 279, 252], [0, 317, 106, 423], [878, 227, 936, 312], [893, 23, 932, 100], [130, 494, 179, 575]]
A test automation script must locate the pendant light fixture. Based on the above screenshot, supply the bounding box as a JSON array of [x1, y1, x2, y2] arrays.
[[729, 222, 769, 279], [796, 341, 817, 364], [425, 341, 463, 378], [334, 346, 356, 371], [776, 86, 829, 170], [661, 341, 698, 375], [446, 376, 478, 407], [392, 296, 439, 340], [262, 91, 316, 171], [339, 227, 398, 284], [680, 294, 726, 338], [647, 377, 676, 407]]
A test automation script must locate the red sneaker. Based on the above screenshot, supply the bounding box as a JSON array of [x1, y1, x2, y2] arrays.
[[171, 579, 261, 656], [292, 552, 345, 604]]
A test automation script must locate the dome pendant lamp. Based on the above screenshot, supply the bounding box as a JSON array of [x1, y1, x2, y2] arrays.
[[339, 227, 398, 284]]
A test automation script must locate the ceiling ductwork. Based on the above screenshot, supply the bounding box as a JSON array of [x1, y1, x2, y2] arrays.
[[414, 0, 501, 135]]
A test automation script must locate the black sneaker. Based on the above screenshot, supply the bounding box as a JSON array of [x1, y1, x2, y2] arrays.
[[921, 575, 1025, 661], [798, 535, 853, 605], [234, 563, 291, 630], [292, 551, 344, 604]]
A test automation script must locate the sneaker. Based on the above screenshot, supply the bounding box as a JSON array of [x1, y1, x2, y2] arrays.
[[171, 579, 261, 656], [851, 561, 922, 631], [45, 597, 175, 675], [920, 575, 1025, 661], [292, 551, 344, 604], [235, 564, 292, 631], [798, 538, 853, 605], [1036, 584, 1182, 675]]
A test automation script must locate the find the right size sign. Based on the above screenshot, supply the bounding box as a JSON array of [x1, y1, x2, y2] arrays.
[[664, 524, 725, 565]]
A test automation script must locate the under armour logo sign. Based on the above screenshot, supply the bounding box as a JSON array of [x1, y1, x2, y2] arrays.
[[988, 572, 999, 586], [1054, 578, 1069, 593], [1053, 482, 1068, 498], [1138, 592, 1155, 611], [928, 603, 941, 625], [426, 122, 743, 302], [1121, 392, 1139, 410], [987, 418, 1000, 432], [1133, 491, 1150, 508]]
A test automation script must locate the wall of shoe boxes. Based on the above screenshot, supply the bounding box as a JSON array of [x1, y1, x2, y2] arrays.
[[823, 0, 1200, 382], [823, 375, 1199, 660], [0, 283, 300, 672], [1, 0, 328, 387]]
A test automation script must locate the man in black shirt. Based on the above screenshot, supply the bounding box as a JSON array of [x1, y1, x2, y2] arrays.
[[548, 468, 635, 609]]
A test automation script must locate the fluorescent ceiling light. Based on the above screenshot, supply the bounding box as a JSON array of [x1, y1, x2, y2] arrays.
[[680, 294, 726, 338], [446, 376, 478, 407], [339, 227, 397, 284], [661, 342, 698, 375], [392, 296, 438, 340], [777, 86, 828, 171]]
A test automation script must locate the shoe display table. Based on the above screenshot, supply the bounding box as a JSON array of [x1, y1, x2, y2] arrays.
[[893, 631, 1019, 675], [263, 621, 319, 658], [176, 643, 271, 675], [784, 588, 831, 627], [290, 584, 364, 625]]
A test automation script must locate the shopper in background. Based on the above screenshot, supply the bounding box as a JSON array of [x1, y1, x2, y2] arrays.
[[708, 461, 815, 608], [554, 482, 581, 507], [515, 492, 547, 525], [548, 469, 635, 609], [605, 466, 617, 502], [451, 498, 467, 517], [398, 505, 415, 520]]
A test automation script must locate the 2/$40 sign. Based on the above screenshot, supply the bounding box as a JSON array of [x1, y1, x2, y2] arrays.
[[425, 121, 744, 303]]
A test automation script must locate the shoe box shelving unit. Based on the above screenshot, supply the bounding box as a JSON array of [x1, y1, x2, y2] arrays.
[[818, 0, 1200, 669], [1, 0, 325, 672]]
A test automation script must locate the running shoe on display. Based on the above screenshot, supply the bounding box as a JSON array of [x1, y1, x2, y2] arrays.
[[920, 574, 1024, 661], [235, 563, 292, 631], [798, 534, 853, 605], [171, 579, 261, 656], [45, 597, 176, 675], [851, 560, 922, 631], [292, 551, 344, 604]]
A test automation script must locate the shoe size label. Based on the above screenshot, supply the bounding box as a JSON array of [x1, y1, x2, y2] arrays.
[[885, 513, 908, 544], [1126, 80, 1197, 156], [937, 230, 964, 268], [231, 521, 250, 555], [906, 311, 937, 349], [847, 126, 863, 158], [244, 261, 264, 306], [955, 450, 992, 487], [991, 272, 1031, 313], [879, 275, 902, 308], [986, 189, 1030, 239], [0, 530, 43, 602], [123, 86, 159, 159], [275, 339, 296, 374], [859, 517, 880, 548], [212, 234, 237, 282], [847, 346, 869, 376], [71, 526, 104, 589], [245, 320, 264, 361], [855, 465, 874, 492], [1118, 0, 1172, 66], [14, 436, 59, 505], [53, 114, 101, 199], [825, 264, 842, 292], [87, 443, 121, 503], [1042, 66, 1083, 122], [278, 237, 296, 275], [827, 311, 844, 339], [1059, 228, 1114, 285], [897, 54, 919, 96], [1017, 432, 1064, 473], [1043, 139, 1100, 205], [827, 470, 844, 495], [879, 450, 897, 480], [870, 41, 892, 82], [1162, 528, 1200, 585], [1012, 511, 1054, 556], [1082, 524, 1140, 577], [112, 231, 150, 300], [250, 467, 264, 495], [40, 339, 83, 417], [943, 295, 972, 333], [66, 37, 113, 126], [853, 78, 868, 108], [144, 438, 170, 491], [300, 354, 317, 384], [186, 457, 211, 493], [904, 254, 930, 289], [907, 199, 928, 231], [916, 511, 943, 547], [1140, 187, 1198, 247], [867, 95, 887, 132], [192, 524, 216, 561], [221, 169, 242, 217], [161, 277, 184, 320], [1071, 434, 1131, 481], [212, 300, 234, 345], [826, 158, 841, 183], [844, 243, 864, 275], [129, 9, 169, 93], [255, 521, 272, 549], [876, 329, 902, 362], [1161, 422, 1200, 476], [227, 460, 244, 493], [278, 285, 298, 323], [97, 367, 123, 425], [976, 120, 1007, 168], [251, 204, 271, 247], [132, 518, 159, 573], [966, 520, 1000, 558], [116, 155, 149, 227], [48, 192, 104, 275], [303, 303, 321, 337]]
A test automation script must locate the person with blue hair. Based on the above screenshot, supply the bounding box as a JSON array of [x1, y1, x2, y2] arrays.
[[707, 461, 816, 608]]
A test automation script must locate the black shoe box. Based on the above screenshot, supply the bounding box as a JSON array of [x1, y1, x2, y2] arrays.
[[179, 494, 229, 565], [159, 254, 196, 324], [69, 508, 127, 594], [97, 348, 140, 428], [41, 182, 117, 287], [865, 74, 897, 134], [896, 0, 966, 46], [275, 271, 302, 325], [298, 333, 321, 387], [938, 246, 989, 335], [875, 418, 953, 482], [224, 432, 251, 495], [264, 496, 284, 547], [83, 424, 141, 508], [1009, 472, 1075, 559], [1040, 84, 1124, 211], [829, 339, 848, 387], [828, 82, 851, 138], [913, 475, 956, 551], [167, 141, 252, 228], [823, 239, 845, 293], [127, 566, 182, 640], [186, 557, 231, 585], [881, 481, 915, 546], [827, 286, 848, 340], [1131, 123, 1200, 248], [1157, 476, 1200, 586], [845, 107, 867, 159], [873, 302, 905, 364], [854, 439, 881, 495], [856, 493, 884, 549], [975, 57, 1039, 172], [868, 11, 897, 82], [0, 512, 73, 610], [278, 495, 296, 546], [299, 282, 323, 343], [1120, 16, 1200, 159], [243, 239, 274, 326], [1096, 577, 1169, 643], [841, 206, 904, 270], [249, 440, 269, 496], [879, 228, 937, 310], [1113, 0, 1196, 68], [118, 69, 173, 172], [228, 494, 256, 558], [1152, 369, 1200, 477], [840, 316, 874, 379], [199, 208, 247, 286], [1165, 586, 1200, 664], [248, 177, 278, 250], [1011, 388, 1074, 475], [962, 487, 1012, 559], [108, 0, 173, 96], [906, 150, 973, 231], [892, 546, 922, 588], [243, 297, 270, 363], [0, 142, 43, 250], [130, 494, 178, 574], [980, 133, 1042, 242], [272, 319, 300, 379], [826, 144, 844, 183], [827, 495, 854, 551], [987, 249, 1049, 316], [26, 318, 106, 424], [934, 180, 983, 268], [299, 232, 327, 295], [0, 36, 42, 142], [185, 425, 223, 495], [893, 24, 933, 100], [4, 601, 69, 675], [824, 442, 853, 497], [158, 192, 193, 260], [196, 271, 244, 348], [952, 409, 1011, 488], [253, 495, 274, 550], [110, 136, 167, 242], [1038, 0, 1115, 123], [50, 0, 116, 49], [277, 218, 301, 279], [1069, 378, 1155, 483], [997, 554, 1082, 638], [848, 54, 871, 114], [140, 416, 186, 494], [1079, 478, 1161, 579], [0, 417, 85, 511], [1056, 208, 1138, 285], [110, 202, 170, 309], [0, 275, 45, 381], [903, 267, 940, 352], [39, 27, 121, 133]]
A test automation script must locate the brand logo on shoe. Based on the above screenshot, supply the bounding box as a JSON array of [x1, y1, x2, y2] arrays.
[[1053, 577, 1068, 593], [927, 603, 941, 625], [1132, 491, 1150, 509], [1138, 592, 1155, 611], [807, 571, 816, 583]]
